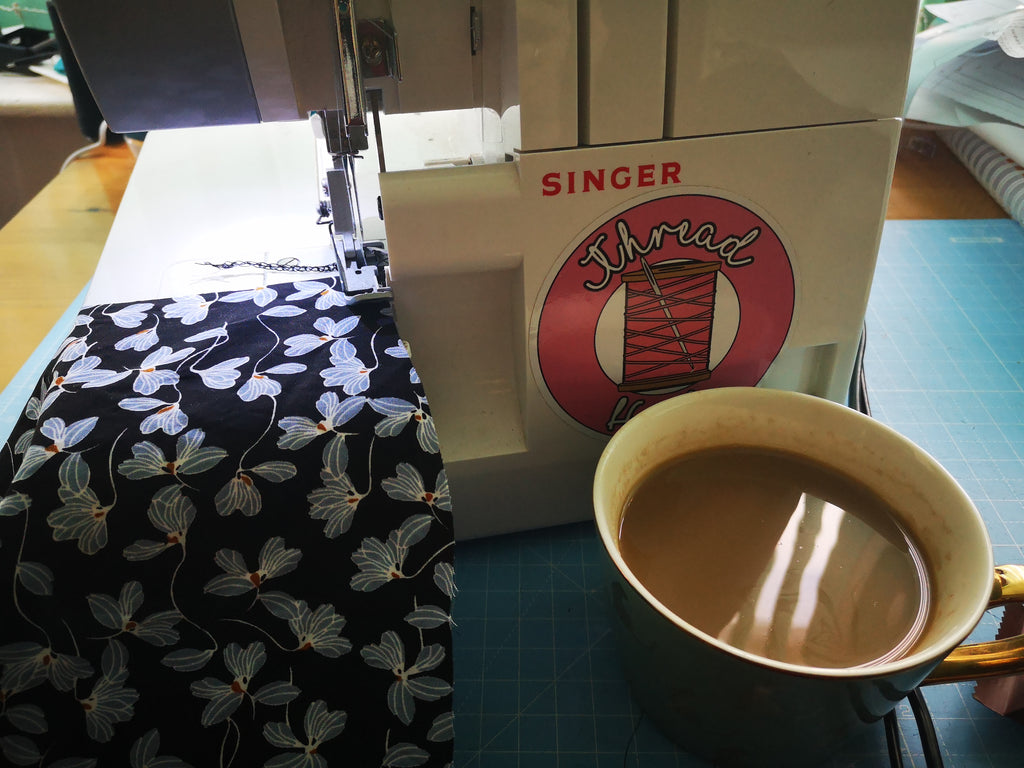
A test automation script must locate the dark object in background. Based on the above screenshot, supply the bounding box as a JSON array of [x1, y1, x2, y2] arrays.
[[0, 25, 57, 71], [46, 2, 109, 142]]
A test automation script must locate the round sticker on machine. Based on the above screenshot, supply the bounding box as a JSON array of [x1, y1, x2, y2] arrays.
[[533, 193, 794, 436]]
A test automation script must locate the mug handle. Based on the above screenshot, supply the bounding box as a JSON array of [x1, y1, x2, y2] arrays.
[[924, 565, 1024, 685]]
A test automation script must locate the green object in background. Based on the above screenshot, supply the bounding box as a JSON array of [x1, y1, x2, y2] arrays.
[[0, 0, 53, 32], [920, 0, 953, 31]]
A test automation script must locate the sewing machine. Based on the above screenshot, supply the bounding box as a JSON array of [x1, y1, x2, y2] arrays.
[[49, 0, 919, 539]]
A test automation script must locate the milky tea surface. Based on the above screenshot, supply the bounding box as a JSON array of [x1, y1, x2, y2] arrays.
[[617, 447, 931, 668]]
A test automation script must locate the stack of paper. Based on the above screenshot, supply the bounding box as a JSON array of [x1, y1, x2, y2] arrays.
[[907, 0, 1024, 127]]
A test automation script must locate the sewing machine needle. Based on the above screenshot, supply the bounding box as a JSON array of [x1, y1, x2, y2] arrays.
[[371, 91, 386, 173]]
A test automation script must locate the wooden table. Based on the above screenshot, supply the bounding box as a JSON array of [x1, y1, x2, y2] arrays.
[[0, 142, 135, 390], [886, 125, 1008, 220]]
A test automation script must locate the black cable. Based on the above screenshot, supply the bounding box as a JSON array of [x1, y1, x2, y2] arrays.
[[621, 713, 643, 768], [883, 710, 904, 768], [851, 323, 943, 768], [848, 321, 871, 416], [909, 689, 944, 768]]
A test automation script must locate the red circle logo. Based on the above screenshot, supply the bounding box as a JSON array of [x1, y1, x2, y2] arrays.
[[534, 193, 794, 436]]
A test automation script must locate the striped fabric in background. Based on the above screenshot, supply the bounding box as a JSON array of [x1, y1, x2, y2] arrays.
[[943, 128, 1024, 225]]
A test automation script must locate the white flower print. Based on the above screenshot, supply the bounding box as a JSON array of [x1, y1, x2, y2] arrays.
[[283, 316, 360, 358], [33, 357, 129, 418], [12, 428, 33, 457], [0, 283, 454, 765], [428, 711, 455, 742], [308, 475, 366, 539], [350, 514, 433, 592], [160, 647, 215, 674], [143, 403, 187, 434], [260, 595, 353, 658], [382, 463, 451, 512], [115, 325, 160, 352], [57, 334, 89, 363], [237, 374, 279, 401], [130, 345, 195, 395], [117, 441, 170, 480], [129, 729, 190, 768], [28, 383, 61, 419], [215, 461, 296, 517], [78, 640, 139, 743], [277, 392, 366, 450], [328, 336, 357, 362], [320, 356, 373, 395], [21, 380, 44, 423], [405, 603, 453, 630], [142, 403, 187, 435], [259, 304, 307, 320], [46, 453, 112, 555], [87, 581, 182, 646], [190, 642, 264, 726], [433, 562, 457, 599], [384, 742, 431, 766], [238, 363, 307, 402], [0, 729, 42, 765], [190, 642, 298, 727], [184, 326, 228, 343], [385, 341, 420, 384], [0, 642, 92, 694], [61, 355, 131, 389], [107, 303, 154, 328], [118, 398, 188, 435], [350, 539, 400, 593], [123, 486, 197, 561], [306, 434, 366, 538], [320, 326, 379, 395], [368, 397, 440, 454], [192, 356, 249, 390], [16, 560, 53, 597], [42, 416, 97, 450], [0, 492, 30, 518], [384, 342, 408, 360], [263, 699, 346, 768], [215, 471, 261, 516], [13, 415, 99, 482], [118, 429, 227, 481], [286, 280, 349, 310], [221, 286, 278, 307], [289, 603, 351, 657], [360, 630, 451, 725], [163, 295, 216, 325], [204, 537, 302, 596]]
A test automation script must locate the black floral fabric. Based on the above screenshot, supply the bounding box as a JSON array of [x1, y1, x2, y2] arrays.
[[0, 280, 455, 767]]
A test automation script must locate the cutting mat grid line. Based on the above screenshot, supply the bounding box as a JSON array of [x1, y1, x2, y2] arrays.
[[452, 219, 1024, 767]]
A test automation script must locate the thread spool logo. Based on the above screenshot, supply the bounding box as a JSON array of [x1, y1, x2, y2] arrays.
[[533, 193, 794, 435]]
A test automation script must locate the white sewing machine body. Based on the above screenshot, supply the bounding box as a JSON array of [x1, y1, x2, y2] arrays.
[[54, 0, 919, 539]]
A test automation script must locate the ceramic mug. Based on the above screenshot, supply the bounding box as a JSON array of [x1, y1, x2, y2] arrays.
[[593, 387, 1024, 767]]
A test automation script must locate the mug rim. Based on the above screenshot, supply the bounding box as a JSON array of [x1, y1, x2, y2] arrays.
[[594, 386, 994, 680]]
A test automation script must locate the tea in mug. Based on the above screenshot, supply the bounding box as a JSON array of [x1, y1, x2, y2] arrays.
[[617, 446, 932, 669]]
